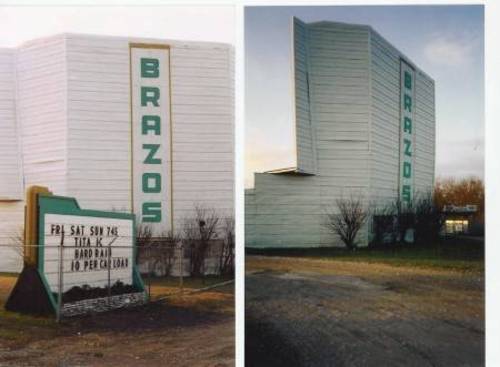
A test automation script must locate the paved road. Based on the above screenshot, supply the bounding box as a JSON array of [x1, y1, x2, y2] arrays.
[[245, 257, 484, 367]]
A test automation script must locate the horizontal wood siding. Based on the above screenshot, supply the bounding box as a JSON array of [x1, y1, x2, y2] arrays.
[[16, 36, 67, 195], [65, 35, 234, 233], [369, 31, 400, 206], [293, 17, 316, 174], [247, 173, 321, 248], [0, 49, 23, 201], [306, 22, 370, 246], [246, 22, 371, 248], [369, 30, 435, 207], [0, 49, 24, 271], [66, 35, 130, 212], [0, 202, 24, 271], [246, 21, 434, 249], [0, 37, 67, 271], [245, 189, 257, 246], [414, 71, 435, 196]]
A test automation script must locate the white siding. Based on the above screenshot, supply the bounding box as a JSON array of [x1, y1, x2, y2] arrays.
[[0, 49, 25, 272], [0, 49, 23, 200], [247, 21, 371, 248], [0, 33, 234, 272], [414, 70, 435, 195], [246, 173, 321, 248], [64, 34, 234, 234], [246, 20, 435, 249], [369, 31, 401, 205], [16, 35, 67, 195], [292, 17, 316, 174], [0, 37, 67, 272], [65, 35, 131, 212], [170, 41, 234, 230], [369, 30, 435, 206], [245, 189, 256, 246]]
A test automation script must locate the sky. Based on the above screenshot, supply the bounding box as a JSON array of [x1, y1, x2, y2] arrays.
[[0, 6, 235, 47], [245, 5, 484, 188]]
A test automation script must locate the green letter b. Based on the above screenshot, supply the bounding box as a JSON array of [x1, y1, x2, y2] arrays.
[[141, 58, 159, 78]]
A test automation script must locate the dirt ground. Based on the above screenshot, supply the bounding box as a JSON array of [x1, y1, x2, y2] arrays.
[[246, 256, 484, 367], [0, 275, 234, 367]]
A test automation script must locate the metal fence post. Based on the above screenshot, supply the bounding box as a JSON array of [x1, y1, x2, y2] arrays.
[[180, 244, 184, 295], [148, 244, 152, 298], [56, 229, 65, 323], [107, 239, 111, 305]]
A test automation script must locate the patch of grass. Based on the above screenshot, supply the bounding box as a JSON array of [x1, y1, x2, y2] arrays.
[[247, 237, 484, 273], [145, 275, 234, 290], [0, 306, 58, 345]]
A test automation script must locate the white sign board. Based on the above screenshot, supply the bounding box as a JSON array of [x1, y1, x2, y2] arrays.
[[130, 45, 172, 234], [43, 214, 134, 293]]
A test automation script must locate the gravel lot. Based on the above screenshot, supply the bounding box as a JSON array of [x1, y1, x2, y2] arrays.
[[246, 256, 484, 367]]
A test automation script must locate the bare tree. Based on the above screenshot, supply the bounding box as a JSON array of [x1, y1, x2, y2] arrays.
[[323, 196, 368, 250], [219, 216, 235, 276], [182, 205, 220, 277]]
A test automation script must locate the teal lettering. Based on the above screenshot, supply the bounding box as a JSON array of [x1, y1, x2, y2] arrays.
[[404, 117, 412, 134], [143, 144, 161, 164], [141, 87, 160, 107], [404, 71, 412, 90], [142, 115, 161, 135], [402, 185, 411, 203], [403, 161, 412, 178], [404, 139, 412, 157], [142, 202, 161, 223], [142, 173, 161, 193], [404, 94, 412, 112], [141, 58, 159, 78]]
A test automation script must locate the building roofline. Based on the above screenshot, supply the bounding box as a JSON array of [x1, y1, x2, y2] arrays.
[[263, 167, 316, 176], [17, 32, 233, 50], [295, 17, 435, 83]]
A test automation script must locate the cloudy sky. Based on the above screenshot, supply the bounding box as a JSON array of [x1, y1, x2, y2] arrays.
[[245, 5, 484, 188], [0, 6, 235, 47]]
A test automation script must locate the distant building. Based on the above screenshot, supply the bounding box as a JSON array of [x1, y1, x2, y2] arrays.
[[442, 205, 481, 235], [246, 19, 436, 248], [0, 34, 234, 271]]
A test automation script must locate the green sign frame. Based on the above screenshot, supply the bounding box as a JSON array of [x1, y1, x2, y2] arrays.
[[37, 194, 146, 312]]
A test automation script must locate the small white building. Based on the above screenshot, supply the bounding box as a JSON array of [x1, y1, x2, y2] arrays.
[[245, 19, 435, 248], [0, 33, 234, 271]]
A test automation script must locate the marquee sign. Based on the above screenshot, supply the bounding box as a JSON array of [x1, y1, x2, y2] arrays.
[[40, 208, 134, 294], [399, 60, 416, 207], [5, 189, 146, 317], [130, 44, 172, 234]]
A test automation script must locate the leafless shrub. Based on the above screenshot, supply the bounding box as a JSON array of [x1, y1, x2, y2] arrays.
[[389, 198, 414, 244], [323, 195, 368, 250], [182, 205, 220, 277], [370, 194, 444, 247], [370, 204, 398, 246], [414, 193, 445, 245], [10, 227, 25, 260], [136, 224, 179, 278]]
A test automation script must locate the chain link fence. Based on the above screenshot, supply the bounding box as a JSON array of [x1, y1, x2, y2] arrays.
[[0, 235, 234, 321]]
